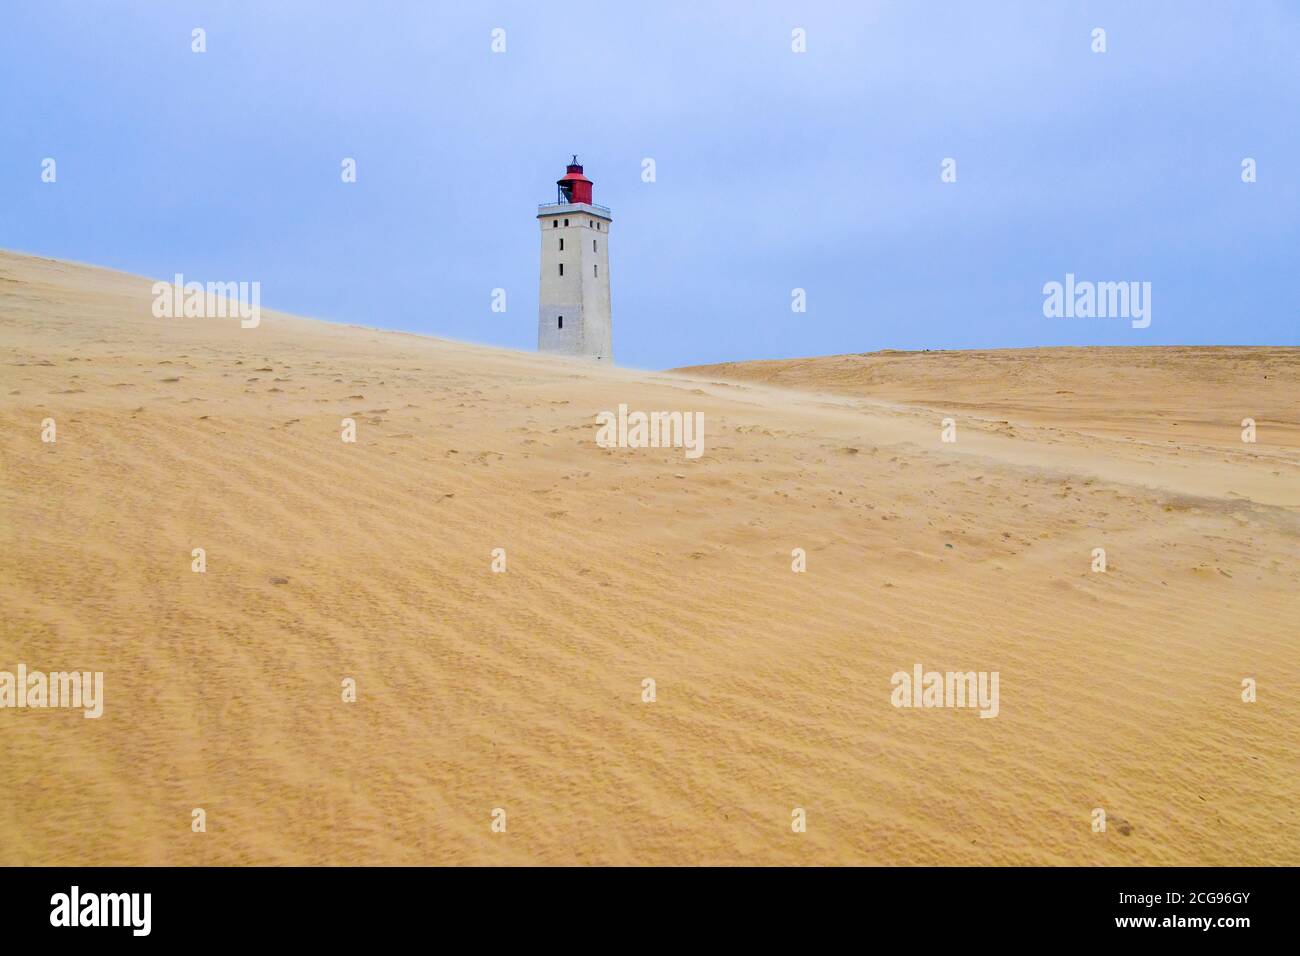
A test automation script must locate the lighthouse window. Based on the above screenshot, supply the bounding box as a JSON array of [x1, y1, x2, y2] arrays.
[[594, 264, 598, 277], [593, 239, 597, 252], [558, 263, 564, 276], [559, 238, 564, 251], [564, 218, 569, 226], [558, 316, 563, 329], [552, 220, 557, 228]]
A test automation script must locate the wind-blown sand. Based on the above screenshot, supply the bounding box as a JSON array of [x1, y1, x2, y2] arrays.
[[2, 250, 1297, 865]]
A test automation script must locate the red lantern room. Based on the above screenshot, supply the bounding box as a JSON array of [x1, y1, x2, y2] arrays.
[[557, 155, 593, 205]]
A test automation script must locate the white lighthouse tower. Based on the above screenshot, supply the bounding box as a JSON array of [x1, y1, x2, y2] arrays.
[[537, 157, 613, 362]]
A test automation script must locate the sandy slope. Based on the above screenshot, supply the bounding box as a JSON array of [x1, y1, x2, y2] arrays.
[[1, 250, 1296, 866], [679, 347, 1300, 452]]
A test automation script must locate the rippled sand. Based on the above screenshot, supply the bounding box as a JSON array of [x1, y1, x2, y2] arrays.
[[2, 251, 1296, 864]]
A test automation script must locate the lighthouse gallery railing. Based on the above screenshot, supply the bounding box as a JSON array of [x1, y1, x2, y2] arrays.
[[538, 201, 612, 217]]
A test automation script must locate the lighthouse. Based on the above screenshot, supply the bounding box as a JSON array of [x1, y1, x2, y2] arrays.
[[537, 157, 613, 362]]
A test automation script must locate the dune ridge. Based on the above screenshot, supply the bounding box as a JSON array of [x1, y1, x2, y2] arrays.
[[1, 251, 1296, 865]]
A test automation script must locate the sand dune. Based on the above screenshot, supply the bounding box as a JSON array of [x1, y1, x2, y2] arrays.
[[679, 347, 1300, 453], [1, 250, 1297, 865]]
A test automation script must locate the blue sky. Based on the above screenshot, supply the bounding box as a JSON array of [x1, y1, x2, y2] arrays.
[[2, 1, 1297, 368]]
